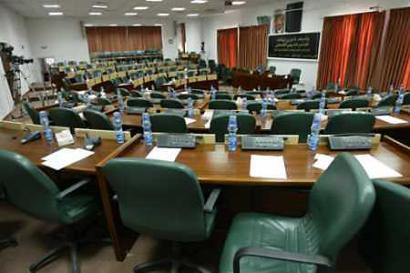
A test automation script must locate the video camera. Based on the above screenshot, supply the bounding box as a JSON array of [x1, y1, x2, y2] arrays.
[[11, 55, 34, 65], [0, 42, 33, 66]]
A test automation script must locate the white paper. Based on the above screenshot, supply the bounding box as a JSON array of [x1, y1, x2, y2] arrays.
[[184, 118, 196, 125], [146, 147, 181, 162], [41, 148, 94, 171], [250, 155, 287, 179], [376, 115, 408, 125], [202, 110, 214, 129], [313, 154, 334, 170], [55, 129, 75, 147], [354, 154, 402, 179]]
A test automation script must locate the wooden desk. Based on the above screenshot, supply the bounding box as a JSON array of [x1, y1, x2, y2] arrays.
[[232, 71, 292, 90]]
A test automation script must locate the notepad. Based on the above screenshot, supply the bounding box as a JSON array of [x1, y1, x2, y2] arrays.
[[250, 155, 287, 179], [313, 154, 334, 170], [184, 118, 196, 125], [202, 110, 214, 129], [376, 115, 408, 124], [146, 147, 181, 162], [41, 148, 94, 171]]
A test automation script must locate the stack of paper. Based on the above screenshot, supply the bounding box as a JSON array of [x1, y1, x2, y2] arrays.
[[184, 118, 196, 125], [202, 110, 214, 129], [42, 148, 94, 171], [146, 147, 181, 162], [376, 116, 408, 124], [312, 154, 334, 170], [250, 155, 287, 179]]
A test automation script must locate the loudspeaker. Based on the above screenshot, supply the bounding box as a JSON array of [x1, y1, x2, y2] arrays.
[[286, 2, 304, 33]]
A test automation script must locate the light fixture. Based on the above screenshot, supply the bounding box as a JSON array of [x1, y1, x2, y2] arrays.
[[155, 23, 163, 26], [134, 6, 149, 10], [48, 12, 63, 16], [232, 1, 246, 5], [191, 0, 208, 3], [109, 24, 118, 26], [171, 7, 186, 11], [84, 24, 94, 27], [187, 13, 199, 17], [89, 11, 102, 16], [43, 4, 61, 8], [92, 4, 108, 9], [133, 23, 142, 26], [157, 13, 169, 16], [125, 12, 138, 16], [146, 0, 163, 2]]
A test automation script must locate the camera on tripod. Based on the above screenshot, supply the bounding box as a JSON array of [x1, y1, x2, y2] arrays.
[[11, 55, 34, 65]]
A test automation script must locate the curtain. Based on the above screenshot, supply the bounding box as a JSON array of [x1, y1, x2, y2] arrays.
[[178, 23, 186, 53], [127, 26, 162, 51], [217, 28, 238, 68], [238, 25, 268, 70]]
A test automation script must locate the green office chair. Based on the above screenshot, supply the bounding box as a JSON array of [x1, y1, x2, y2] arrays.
[[23, 102, 40, 125], [323, 112, 375, 135], [127, 98, 154, 109], [0, 150, 101, 273], [48, 108, 86, 132], [215, 94, 233, 100], [377, 95, 398, 107], [150, 92, 167, 99], [117, 88, 130, 97], [219, 153, 375, 273], [209, 100, 237, 110], [290, 69, 302, 84], [101, 158, 220, 273], [208, 60, 217, 72], [403, 92, 410, 105], [83, 110, 114, 130], [177, 94, 199, 100], [359, 179, 410, 273], [130, 90, 143, 98], [274, 89, 290, 96], [233, 94, 255, 101], [270, 112, 314, 143], [95, 97, 112, 106], [150, 113, 188, 133], [297, 100, 322, 112], [281, 93, 303, 100], [339, 98, 370, 110], [160, 99, 185, 109], [246, 101, 276, 113], [269, 66, 276, 74], [312, 92, 330, 99], [345, 89, 360, 96], [154, 76, 167, 89], [210, 113, 256, 142]]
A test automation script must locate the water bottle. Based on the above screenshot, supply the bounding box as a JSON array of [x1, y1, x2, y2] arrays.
[[367, 86, 373, 99], [238, 86, 242, 94], [57, 92, 64, 108], [85, 93, 91, 108], [257, 86, 261, 92], [142, 113, 153, 146], [100, 86, 106, 98], [388, 84, 394, 96], [394, 87, 405, 114], [261, 99, 268, 118], [242, 97, 247, 110], [187, 97, 194, 118], [308, 113, 321, 151], [112, 112, 125, 144], [116, 89, 125, 112], [187, 86, 192, 94], [39, 111, 53, 144], [211, 88, 216, 100], [319, 92, 326, 114], [227, 115, 238, 152]]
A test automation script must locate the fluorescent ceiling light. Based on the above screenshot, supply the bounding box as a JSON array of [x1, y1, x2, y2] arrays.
[[232, 1, 246, 5], [133, 24, 142, 26], [43, 4, 61, 8], [89, 11, 102, 15], [48, 12, 63, 16], [134, 6, 149, 10], [155, 24, 163, 26], [109, 24, 118, 26], [84, 24, 94, 27], [92, 5, 108, 9], [125, 12, 138, 16], [191, 0, 208, 3], [187, 13, 199, 17], [146, 0, 163, 2], [171, 7, 186, 11], [157, 13, 169, 16]]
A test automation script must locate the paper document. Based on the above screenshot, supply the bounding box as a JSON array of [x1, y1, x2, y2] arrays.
[[250, 155, 287, 179], [376, 116, 408, 124], [354, 154, 402, 179], [184, 118, 196, 125], [146, 147, 181, 162], [202, 110, 214, 129], [41, 148, 94, 171], [313, 154, 334, 170]]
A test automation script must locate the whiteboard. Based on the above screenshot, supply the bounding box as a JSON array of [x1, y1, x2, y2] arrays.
[[0, 58, 14, 119]]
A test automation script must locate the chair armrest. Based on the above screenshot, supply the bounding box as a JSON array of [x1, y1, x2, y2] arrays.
[[56, 179, 91, 201], [233, 247, 333, 273], [203, 188, 221, 213]]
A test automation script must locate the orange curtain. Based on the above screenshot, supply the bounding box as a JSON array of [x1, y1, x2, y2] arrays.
[[238, 25, 268, 69], [127, 26, 162, 51], [217, 28, 238, 68], [178, 23, 186, 53]]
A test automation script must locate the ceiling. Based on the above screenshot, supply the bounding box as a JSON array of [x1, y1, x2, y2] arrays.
[[0, 0, 274, 19]]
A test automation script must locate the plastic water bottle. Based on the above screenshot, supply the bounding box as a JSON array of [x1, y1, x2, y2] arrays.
[[227, 115, 238, 152], [57, 92, 64, 108], [394, 87, 405, 114], [319, 92, 326, 114], [261, 99, 268, 118], [257, 86, 261, 92], [187, 97, 194, 118], [367, 86, 373, 99], [388, 84, 394, 96], [238, 86, 242, 94], [100, 87, 106, 98], [142, 113, 153, 146], [308, 113, 321, 151], [112, 112, 125, 144], [242, 97, 247, 110], [117, 89, 125, 112], [187, 86, 192, 94], [39, 111, 53, 144], [211, 88, 216, 100]]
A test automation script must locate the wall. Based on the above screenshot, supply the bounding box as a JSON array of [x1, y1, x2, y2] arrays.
[[201, 0, 410, 90]]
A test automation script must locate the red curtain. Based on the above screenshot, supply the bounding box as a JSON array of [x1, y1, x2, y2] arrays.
[[217, 28, 238, 68], [238, 25, 268, 69]]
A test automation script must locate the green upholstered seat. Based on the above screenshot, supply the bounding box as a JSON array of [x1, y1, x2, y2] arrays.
[[290, 69, 301, 84], [23, 102, 40, 125], [270, 112, 314, 143], [48, 108, 86, 132], [95, 97, 112, 106], [210, 113, 256, 142], [274, 89, 290, 96], [269, 66, 276, 74], [154, 76, 167, 89], [246, 101, 276, 113], [177, 93, 199, 100], [130, 90, 143, 97], [345, 89, 360, 96], [323, 112, 375, 135], [150, 113, 188, 133], [117, 88, 130, 97], [150, 91, 166, 99], [377, 95, 398, 107], [127, 98, 154, 108], [339, 98, 369, 110], [234, 94, 256, 101], [219, 153, 375, 273], [160, 99, 185, 109], [215, 93, 233, 100], [208, 60, 217, 72], [359, 179, 410, 273], [281, 93, 303, 100], [83, 110, 114, 130], [296, 100, 322, 112], [403, 92, 410, 105], [209, 100, 237, 110]]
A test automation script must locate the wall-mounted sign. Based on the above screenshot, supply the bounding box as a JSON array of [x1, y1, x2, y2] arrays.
[[268, 32, 320, 60]]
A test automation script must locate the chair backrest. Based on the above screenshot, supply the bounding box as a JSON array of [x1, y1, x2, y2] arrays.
[[0, 151, 61, 223], [246, 101, 276, 113], [323, 112, 375, 135], [339, 98, 369, 110], [209, 100, 237, 110], [345, 89, 360, 96], [177, 94, 199, 100], [210, 113, 256, 142], [308, 153, 375, 261], [95, 97, 112, 106], [359, 179, 410, 273], [83, 110, 114, 130], [23, 102, 40, 125], [150, 113, 188, 133], [403, 92, 410, 105], [377, 95, 398, 107], [290, 69, 301, 84], [269, 66, 276, 74], [150, 91, 166, 99], [117, 88, 130, 97], [215, 94, 232, 100], [270, 112, 314, 143], [130, 91, 143, 97], [296, 100, 321, 111], [234, 94, 255, 101], [127, 98, 153, 108], [48, 108, 86, 132], [102, 158, 209, 242], [160, 99, 184, 109], [281, 93, 302, 100]]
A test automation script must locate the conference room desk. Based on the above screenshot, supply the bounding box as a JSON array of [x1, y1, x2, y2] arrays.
[[232, 71, 292, 90]]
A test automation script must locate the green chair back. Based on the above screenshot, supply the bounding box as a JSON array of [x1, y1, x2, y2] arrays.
[[210, 113, 256, 142], [150, 92, 166, 99], [117, 88, 130, 97], [290, 69, 301, 84], [377, 95, 398, 107], [130, 91, 143, 98], [23, 102, 40, 125], [95, 97, 112, 106], [359, 179, 410, 273], [127, 98, 153, 108], [296, 100, 321, 111], [271, 112, 314, 143], [345, 89, 360, 96], [246, 101, 276, 113], [339, 98, 369, 110], [101, 158, 211, 242], [154, 76, 167, 89], [160, 99, 184, 109], [48, 108, 86, 132], [280, 93, 302, 100], [215, 94, 232, 100], [83, 110, 114, 130], [209, 100, 237, 110], [150, 113, 188, 133], [403, 92, 410, 105], [269, 66, 276, 74], [323, 113, 375, 135], [177, 94, 199, 100], [274, 89, 290, 96], [233, 94, 255, 101], [208, 60, 216, 71]]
